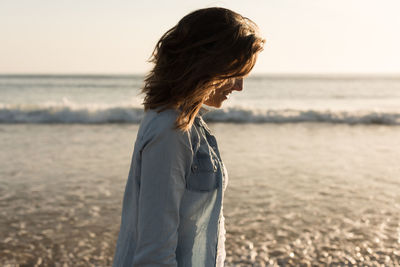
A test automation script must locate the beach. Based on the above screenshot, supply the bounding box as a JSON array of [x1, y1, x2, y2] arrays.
[[1, 123, 399, 266], [1, 75, 400, 266]]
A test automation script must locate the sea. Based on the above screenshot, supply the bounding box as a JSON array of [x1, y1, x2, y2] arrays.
[[0, 74, 399, 266]]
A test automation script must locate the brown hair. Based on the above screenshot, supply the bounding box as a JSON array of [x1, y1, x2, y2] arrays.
[[142, 7, 265, 130]]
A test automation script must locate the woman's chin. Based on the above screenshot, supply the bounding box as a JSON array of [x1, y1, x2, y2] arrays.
[[214, 101, 224, 108], [203, 101, 224, 109]]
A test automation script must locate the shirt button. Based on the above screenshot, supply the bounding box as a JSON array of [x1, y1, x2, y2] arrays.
[[193, 165, 198, 171]]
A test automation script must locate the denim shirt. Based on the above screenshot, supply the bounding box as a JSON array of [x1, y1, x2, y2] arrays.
[[113, 108, 225, 266]]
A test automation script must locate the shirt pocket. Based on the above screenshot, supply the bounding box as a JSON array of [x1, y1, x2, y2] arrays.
[[186, 153, 219, 192]]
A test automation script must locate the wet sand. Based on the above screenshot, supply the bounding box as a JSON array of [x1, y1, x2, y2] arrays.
[[1, 124, 399, 266]]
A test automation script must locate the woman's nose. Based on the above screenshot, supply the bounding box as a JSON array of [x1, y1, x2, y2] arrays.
[[233, 78, 243, 91]]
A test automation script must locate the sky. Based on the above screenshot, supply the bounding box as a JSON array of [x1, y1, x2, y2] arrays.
[[1, 0, 400, 75]]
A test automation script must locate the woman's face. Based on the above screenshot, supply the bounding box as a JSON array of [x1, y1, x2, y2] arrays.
[[204, 78, 243, 108]]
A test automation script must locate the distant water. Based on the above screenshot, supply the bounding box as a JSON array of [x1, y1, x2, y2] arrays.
[[1, 74, 399, 266], [1, 74, 400, 124]]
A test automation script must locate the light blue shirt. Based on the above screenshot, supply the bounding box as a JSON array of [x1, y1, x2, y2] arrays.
[[113, 108, 224, 266]]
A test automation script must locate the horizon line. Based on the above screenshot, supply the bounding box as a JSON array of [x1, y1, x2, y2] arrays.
[[1, 72, 400, 79]]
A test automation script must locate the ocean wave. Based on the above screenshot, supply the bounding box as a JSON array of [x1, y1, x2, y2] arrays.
[[0, 104, 399, 125], [203, 108, 400, 125], [0, 104, 144, 124]]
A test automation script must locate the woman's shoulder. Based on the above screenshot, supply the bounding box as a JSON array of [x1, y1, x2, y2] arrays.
[[141, 108, 179, 133], [137, 108, 190, 145]]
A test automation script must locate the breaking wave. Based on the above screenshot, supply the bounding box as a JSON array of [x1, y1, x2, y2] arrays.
[[0, 104, 399, 125]]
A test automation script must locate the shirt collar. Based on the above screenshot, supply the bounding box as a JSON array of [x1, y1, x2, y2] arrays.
[[198, 106, 210, 116], [194, 106, 208, 126]]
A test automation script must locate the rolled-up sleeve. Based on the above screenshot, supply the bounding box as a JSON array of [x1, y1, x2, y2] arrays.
[[133, 126, 192, 266]]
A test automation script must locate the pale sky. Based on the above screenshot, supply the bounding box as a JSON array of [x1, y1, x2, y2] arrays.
[[1, 0, 400, 74]]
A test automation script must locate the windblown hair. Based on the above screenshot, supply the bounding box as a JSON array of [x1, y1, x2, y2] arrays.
[[142, 7, 265, 130]]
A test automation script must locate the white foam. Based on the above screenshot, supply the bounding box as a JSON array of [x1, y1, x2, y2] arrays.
[[0, 103, 144, 124], [203, 107, 400, 125], [0, 104, 399, 125]]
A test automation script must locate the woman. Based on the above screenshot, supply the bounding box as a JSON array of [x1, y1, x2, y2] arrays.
[[113, 7, 264, 266]]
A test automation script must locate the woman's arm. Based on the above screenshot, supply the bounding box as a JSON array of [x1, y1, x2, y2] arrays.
[[133, 126, 192, 266]]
